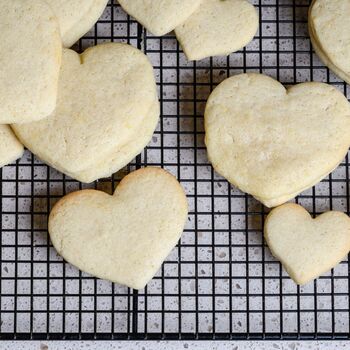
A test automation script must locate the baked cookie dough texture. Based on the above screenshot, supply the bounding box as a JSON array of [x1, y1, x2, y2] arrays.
[[309, 0, 350, 85], [0, 0, 109, 123], [265, 203, 350, 285], [13, 43, 160, 183], [118, 0, 258, 61], [0, 126, 23, 168], [49, 168, 188, 290], [0, 0, 62, 124], [175, 0, 258, 61], [205, 73, 350, 207], [45, 0, 109, 47], [118, 0, 202, 36]]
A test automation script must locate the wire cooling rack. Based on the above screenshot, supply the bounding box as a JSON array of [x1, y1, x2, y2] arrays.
[[1, 0, 350, 341]]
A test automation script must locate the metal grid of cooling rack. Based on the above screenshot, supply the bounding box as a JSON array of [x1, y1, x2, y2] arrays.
[[1, 0, 350, 341]]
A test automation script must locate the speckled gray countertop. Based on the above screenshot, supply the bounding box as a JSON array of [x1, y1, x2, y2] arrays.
[[0, 341, 348, 349], [1, 0, 350, 348]]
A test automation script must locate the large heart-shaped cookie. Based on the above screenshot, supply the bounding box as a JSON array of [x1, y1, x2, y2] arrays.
[[265, 203, 350, 285], [0, 126, 23, 168], [0, 0, 62, 123], [48, 168, 188, 290], [205, 73, 350, 207], [309, 0, 350, 84], [175, 0, 258, 61], [12, 43, 159, 183], [45, 0, 108, 47], [118, 0, 202, 36]]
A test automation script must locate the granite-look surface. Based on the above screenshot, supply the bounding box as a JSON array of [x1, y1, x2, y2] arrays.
[[1, 0, 350, 344], [0, 341, 348, 349]]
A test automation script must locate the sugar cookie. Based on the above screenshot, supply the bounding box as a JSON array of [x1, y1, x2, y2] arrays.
[[0, 0, 61, 123], [205, 73, 350, 207], [265, 203, 350, 285], [49, 168, 188, 290]]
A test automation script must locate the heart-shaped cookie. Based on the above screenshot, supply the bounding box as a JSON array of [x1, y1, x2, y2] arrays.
[[309, 0, 350, 84], [48, 167, 188, 290], [118, 0, 202, 36], [74, 99, 159, 182], [175, 0, 258, 61], [0, 126, 23, 168], [205, 73, 350, 207], [45, 0, 108, 47], [12, 43, 159, 183], [265, 203, 350, 285], [0, 0, 62, 123]]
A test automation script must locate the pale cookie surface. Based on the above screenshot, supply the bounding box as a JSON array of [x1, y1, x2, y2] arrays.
[[49, 168, 188, 290], [265, 203, 350, 285], [45, 0, 108, 47], [118, 0, 202, 36], [74, 99, 159, 183], [13, 43, 159, 183], [205, 73, 350, 207], [0, 126, 23, 168], [0, 0, 61, 123], [309, 0, 350, 84], [309, 16, 350, 84], [175, 0, 258, 61]]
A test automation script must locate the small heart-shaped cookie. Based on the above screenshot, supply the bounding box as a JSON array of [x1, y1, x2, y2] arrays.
[[0, 126, 23, 168], [12, 43, 159, 183], [45, 0, 108, 47], [175, 0, 258, 61], [265, 203, 350, 285], [118, 0, 202, 36], [48, 168, 188, 290], [0, 0, 62, 123], [205, 73, 350, 207], [309, 0, 350, 84]]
